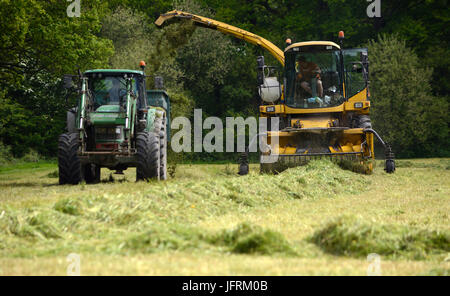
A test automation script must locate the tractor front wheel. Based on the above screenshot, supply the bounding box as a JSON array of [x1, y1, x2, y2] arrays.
[[58, 133, 81, 185], [136, 132, 160, 181]]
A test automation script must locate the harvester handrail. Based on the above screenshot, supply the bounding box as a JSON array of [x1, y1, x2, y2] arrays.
[[155, 10, 285, 66]]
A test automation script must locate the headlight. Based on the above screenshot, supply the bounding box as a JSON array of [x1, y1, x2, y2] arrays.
[[354, 102, 363, 108]]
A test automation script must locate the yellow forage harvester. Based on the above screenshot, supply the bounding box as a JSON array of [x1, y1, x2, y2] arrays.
[[156, 11, 395, 175]]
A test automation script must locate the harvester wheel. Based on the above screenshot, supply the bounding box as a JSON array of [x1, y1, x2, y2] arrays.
[[58, 133, 81, 185], [384, 143, 395, 174], [358, 115, 372, 129], [385, 159, 395, 173], [82, 164, 101, 184], [238, 152, 249, 175], [136, 131, 160, 181], [159, 118, 167, 180]]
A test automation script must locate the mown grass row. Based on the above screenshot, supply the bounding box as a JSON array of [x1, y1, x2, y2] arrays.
[[310, 216, 450, 260], [0, 160, 448, 261]]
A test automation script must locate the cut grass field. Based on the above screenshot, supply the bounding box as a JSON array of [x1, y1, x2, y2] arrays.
[[0, 158, 449, 275]]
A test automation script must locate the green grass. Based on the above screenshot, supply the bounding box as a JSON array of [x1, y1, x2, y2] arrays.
[[0, 158, 448, 275], [0, 160, 56, 174], [210, 223, 296, 256], [386, 159, 450, 170], [310, 216, 449, 260]]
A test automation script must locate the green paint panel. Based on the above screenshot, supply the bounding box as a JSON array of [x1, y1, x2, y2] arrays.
[[90, 112, 126, 126], [147, 90, 169, 110]]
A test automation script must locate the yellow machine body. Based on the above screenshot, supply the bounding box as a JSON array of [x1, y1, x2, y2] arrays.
[[156, 10, 395, 174]]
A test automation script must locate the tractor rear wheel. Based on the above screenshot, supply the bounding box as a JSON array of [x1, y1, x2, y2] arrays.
[[58, 133, 81, 185], [136, 132, 160, 181], [159, 117, 167, 180]]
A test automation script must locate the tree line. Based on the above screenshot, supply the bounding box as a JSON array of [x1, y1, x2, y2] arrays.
[[0, 0, 448, 160]]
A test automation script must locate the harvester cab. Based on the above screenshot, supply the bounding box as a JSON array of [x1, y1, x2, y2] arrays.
[[155, 10, 395, 175], [258, 39, 395, 174], [58, 62, 170, 184]]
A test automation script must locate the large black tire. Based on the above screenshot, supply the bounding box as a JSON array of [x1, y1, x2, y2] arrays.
[[66, 108, 77, 133], [238, 152, 249, 175], [385, 159, 395, 173], [159, 117, 167, 180], [357, 115, 372, 129], [82, 163, 101, 184], [136, 132, 160, 181], [58, 133, 81, 185]]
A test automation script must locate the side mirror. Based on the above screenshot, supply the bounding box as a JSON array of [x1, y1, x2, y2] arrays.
[[63, 75, 73, 89], [256, 56, 265, 85], [154, 76, 164, 89]]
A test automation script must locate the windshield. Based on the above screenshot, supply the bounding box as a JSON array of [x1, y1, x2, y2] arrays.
[[88, 75, 138, 110], [285, 49, 344, 108]]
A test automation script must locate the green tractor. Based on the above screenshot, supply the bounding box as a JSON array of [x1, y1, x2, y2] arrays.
[[59, 62, 170, 184]]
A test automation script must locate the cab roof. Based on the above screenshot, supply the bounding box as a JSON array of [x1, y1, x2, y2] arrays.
[[84, 69, 144, 75], [284, 41, 340, 52]]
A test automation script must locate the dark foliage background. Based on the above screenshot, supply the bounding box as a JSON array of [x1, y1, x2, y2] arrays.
[[0, 0, 448, 159]]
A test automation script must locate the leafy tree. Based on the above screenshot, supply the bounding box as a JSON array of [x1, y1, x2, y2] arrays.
[[101, 6, 195, 71], [202, 0, 449, 95], [0, 0, 113, 83], [168, 0, 261, 119], [368, 35, 448, 157], [0, 0, 113, 156], [1, 0, 448, 159], [175, 26, 235, 117], [100, 5, 197, 120]]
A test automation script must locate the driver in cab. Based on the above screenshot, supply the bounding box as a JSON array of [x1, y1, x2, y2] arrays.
[[295, 55, 323, 99], [105, 78, 122, 104]]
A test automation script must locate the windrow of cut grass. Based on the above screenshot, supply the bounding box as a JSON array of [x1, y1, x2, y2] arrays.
[[209, 223, 296, 256], [0, 160, 370, 258], [310, 216, 450, 260], [123, 222, 296, 256]]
